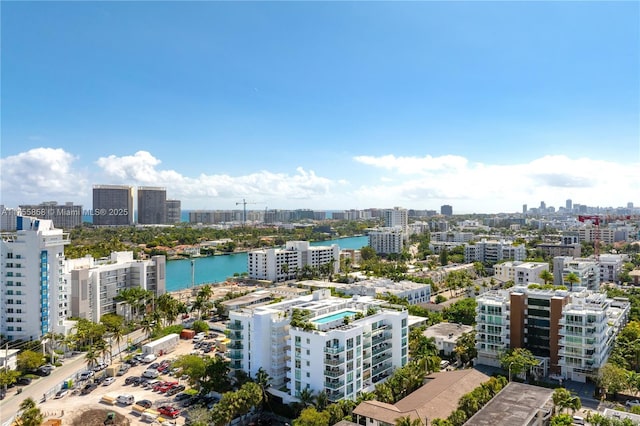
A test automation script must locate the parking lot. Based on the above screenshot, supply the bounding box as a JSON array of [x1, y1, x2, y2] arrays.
[[36, 333, 221, 426]]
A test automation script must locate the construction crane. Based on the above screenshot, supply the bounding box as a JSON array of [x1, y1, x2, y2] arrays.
[[578, 214, 636, 260], [236, 199, 261, 225]]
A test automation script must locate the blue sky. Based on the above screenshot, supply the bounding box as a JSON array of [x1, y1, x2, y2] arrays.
[[2, 1, 638, 214]]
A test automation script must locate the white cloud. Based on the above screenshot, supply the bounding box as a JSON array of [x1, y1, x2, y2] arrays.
[[0, 148, 88, 203], [351, 154, 640, 212], [96, 151, 335, 206]]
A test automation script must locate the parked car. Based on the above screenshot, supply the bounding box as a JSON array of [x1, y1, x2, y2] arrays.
[[143, 369, 159, 379], [149, 363, 160, 370], [17, 377, 32, 386], [158, 406, 180, 419], [136, 399, 153, 409], [81, 383, 98, 395], [125, 376, 137, 385], [35, 366, 52, 376], [55, 389, 69, 399], [93, 362, 108, 372], [117, 394, 135, 405], [117, 364, 130, 376], [174, 392, 192, 402], [626, 400, 640, 407], [79, 371, 95, 380], [103, 377, 116, 386]]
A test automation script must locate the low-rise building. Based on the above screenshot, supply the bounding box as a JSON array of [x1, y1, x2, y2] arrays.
[[295, 278, 430, 305], [464, 382, 554, 426], [352, 369, 490, 426], [423, 322, 474, 356], [0, 349, 19, 370], [493, 261, 549, 285]]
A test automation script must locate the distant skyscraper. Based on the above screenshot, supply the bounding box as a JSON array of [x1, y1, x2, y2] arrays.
[[92, 185, 134, 226], [539, 201, 546, 213], [137, 187, 167, 224], [628, 202, 634, 209], [566, 199, 572, 211], [384, 207, 408, 233], [440, 205, 453, 216], [166, 200, 181, 224], [522, 204, 528, 215], [18, 201, 82, 229]]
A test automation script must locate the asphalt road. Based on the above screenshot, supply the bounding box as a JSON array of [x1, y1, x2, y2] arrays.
[[0, 328, 146, 426]]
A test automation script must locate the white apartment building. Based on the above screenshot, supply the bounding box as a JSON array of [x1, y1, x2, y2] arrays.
[[368, 227, 404, 254], [578, 227, 616, 245], [296, 278, 431, 305], [493, 261, 549, 285], [384, 207, 408, 234], [247, 241, 340, 283], [598, 254, 624, 284], [1, 216, 70, 341], [553, 257, 600, 290], [475, 286, 629, 382], [430, 232, 475, 243], [464, 240, 526, 264], [227, 290, 408, 403], [558, 292, 628, 382], [65, 251, 166, 322]]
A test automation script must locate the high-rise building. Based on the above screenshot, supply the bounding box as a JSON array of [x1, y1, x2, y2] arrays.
[[540, 201, 546, 212], [475, 286, 629, 381], [247, 241, 340, 282], [165, 200, 181, 224], [92, 185, 134, 226], [1, 216, 70, 341], [566, 199, 573, 211], [384, 207, 408, 232], [0, 206, 19, 231], [440, 205, 453, 216], [227, 289, 408, 403], [66, 251, 165, 322], [368, 228, 404, 254], [137, 187, 167, 224], [464, 239, 526, 264], [522, 204, 528, 215], [18, 201, 82, 229]]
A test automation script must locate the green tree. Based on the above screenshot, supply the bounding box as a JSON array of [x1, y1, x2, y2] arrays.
[[598, 363, 629, 397], [550, 414, 574, 426], [292, 407, 330, 426], [499, 348, 539, 380], [172, 354, 208, 387], [17, 397, 43, 426], [564, 272, 581, 291], [0, 369, 21, 389], [538, 269, 553, 286], [192, 320, 209, 334], [395, 416, 423, 426], [444, 298, 478, 325], [454, 331, 478, 366], [17, 350, 45, 372], [361, 246, 377, 261], [552, 387, 581, 414]]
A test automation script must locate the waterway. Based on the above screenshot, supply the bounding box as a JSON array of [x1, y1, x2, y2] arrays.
[[165, 235, 368, 292]]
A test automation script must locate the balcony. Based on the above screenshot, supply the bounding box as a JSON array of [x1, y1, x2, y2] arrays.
[[228, 343, 243, 350], [325, 358, 345, 366], [228, 322, 244, 331], [324, 346, 344, 354], [324, 369, 344, 378], [228, 351, 243, 360], [325, 380, 345, 390]]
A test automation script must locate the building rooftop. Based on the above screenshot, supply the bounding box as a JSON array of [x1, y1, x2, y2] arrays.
[[353, 369, 490, 424], [464, 382, 554, 426], [423, 322, 473, 343]]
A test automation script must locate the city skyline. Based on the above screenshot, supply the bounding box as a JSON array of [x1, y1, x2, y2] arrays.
[[1, 2, 638, 213]]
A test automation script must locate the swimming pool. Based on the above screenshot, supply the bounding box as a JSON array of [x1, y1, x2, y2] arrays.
[[313, 310, 359, 324]]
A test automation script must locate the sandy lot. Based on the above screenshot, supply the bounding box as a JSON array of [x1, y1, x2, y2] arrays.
[[39, 334, 218, 426]]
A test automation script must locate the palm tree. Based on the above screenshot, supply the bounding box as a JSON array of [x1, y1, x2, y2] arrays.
[[254, 367, 272, 411], [395, 415, 423, 426], [85, 348, 98, 369], [564, 272, 581, 291], [110, 327, 125, 361], [297, 387, 315, 408], [17, 398, 43, 426], [539, 270, 554, 286], [314, 390, 329, 411], [141, 318, 154, 341], [552, 387, 582, 414]]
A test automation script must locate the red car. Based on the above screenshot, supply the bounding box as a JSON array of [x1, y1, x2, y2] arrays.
[[158, 405, 180, 419]]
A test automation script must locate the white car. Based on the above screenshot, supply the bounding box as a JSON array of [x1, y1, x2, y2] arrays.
[[103, 377, 115, 386], [54, 389, 69, 399], [626, 399, 640, 407]]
